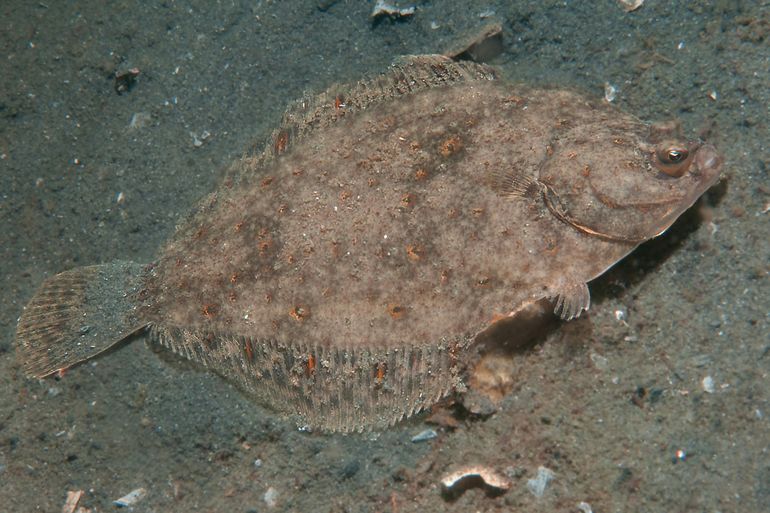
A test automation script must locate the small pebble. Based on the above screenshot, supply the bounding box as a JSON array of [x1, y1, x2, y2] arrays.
[[702, 375, 715, 393], [263, 486, 278, 508], [411, 429, 437, 442], [371, 0, 415, 19], [526, 466, 554, 497], [191, 130, 211, 147], [618, 0, 644, 11], [589, 351, 608, 370], [114, 487, 147, 507], [604, 82, 617, 102], [128, 112, 152, 129]]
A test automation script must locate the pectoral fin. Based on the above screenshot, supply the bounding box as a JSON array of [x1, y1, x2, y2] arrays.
[[550, 281, 590, 321]]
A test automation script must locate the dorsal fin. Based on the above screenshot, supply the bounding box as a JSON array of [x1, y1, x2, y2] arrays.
[[235, 55, 498, 178]]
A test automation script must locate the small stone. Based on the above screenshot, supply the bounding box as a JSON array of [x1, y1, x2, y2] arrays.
[[191, 130, 211, 148], [411, 428, 437, 442], [62, 490, 84, 513], [526, 466, 554, 497], [604, 82, 617, 102], [589, 351, 608, 370], [479, 8, 496, 18], [263, 486, 278, 508], [702, 375, 715, 393], [371, 1, 415, 20], [618, 0, 644, 12], [114, 487, 147, 507], [129, 112, 152, 129]]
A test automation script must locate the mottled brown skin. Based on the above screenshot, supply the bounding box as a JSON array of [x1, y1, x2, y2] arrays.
[[16, 57, 721, 431], [146, 80, 719, 350]]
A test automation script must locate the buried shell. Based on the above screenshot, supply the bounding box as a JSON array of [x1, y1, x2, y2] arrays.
[[441, 465, 512, 496], [15, 55, 721, 432]]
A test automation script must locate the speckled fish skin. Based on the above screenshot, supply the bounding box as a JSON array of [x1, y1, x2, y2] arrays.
[[15, 56, 722, 432]]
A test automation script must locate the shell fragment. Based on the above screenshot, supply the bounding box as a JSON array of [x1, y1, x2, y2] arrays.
[[114, 488, 147, 507]]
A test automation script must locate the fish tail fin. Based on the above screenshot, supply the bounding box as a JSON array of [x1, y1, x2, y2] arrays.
[[15, 261, 150, 378]]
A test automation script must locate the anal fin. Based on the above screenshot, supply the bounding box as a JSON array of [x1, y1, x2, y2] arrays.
[[15, 261, 149, 378], [550, 281, 591, 321]]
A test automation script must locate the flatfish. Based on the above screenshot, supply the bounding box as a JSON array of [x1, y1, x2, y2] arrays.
[[16, 55, 722, 432]]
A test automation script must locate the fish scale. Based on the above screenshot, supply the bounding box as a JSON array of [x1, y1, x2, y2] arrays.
[[15, 55, 721, 431]]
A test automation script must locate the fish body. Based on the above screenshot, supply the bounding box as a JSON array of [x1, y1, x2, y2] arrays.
[[16, 56, 722, 431]]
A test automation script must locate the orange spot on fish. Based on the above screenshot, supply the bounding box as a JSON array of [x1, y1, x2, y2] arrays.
[[406, 244, 423, 261], [439, 135, 463, 157], [274, 131, 289, 154], [387, 303, 406, 319], [201, 303, 218, 319], [307, 354, 316, 376], [290, 304, 310, 321], [244, 339, 254, 362], [375, 362, 387, 384]]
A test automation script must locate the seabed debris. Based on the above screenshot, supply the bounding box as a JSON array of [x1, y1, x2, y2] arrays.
[[526, 466, 555, 497], [441, 465, 512, 497], [114, 487, 147, 508], [371, 1, 415, 21]]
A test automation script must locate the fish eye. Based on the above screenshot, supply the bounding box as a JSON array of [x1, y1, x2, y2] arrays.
[[663, 147, 688, 164], [654, 144, 692, 177]]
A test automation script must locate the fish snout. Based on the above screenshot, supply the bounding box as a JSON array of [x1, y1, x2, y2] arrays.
[[692, 143, 723, 182]]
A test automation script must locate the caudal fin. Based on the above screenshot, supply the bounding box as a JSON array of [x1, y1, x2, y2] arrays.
[[15, 261, 149, 378]]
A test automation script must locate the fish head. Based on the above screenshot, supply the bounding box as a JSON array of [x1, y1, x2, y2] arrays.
[[538, 119, 722, 243]]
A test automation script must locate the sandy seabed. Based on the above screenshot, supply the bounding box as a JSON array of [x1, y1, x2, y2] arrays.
[[1, 1, 768, 512]]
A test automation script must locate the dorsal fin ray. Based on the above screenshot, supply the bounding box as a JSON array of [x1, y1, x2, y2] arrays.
[[235, 55, 498, 179]]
